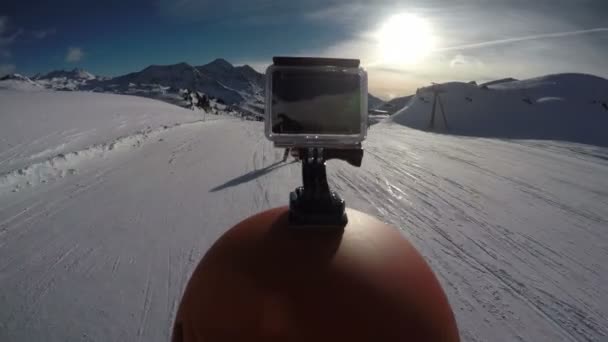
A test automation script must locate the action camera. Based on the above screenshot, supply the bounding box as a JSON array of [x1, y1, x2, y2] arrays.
[[265, 57, 368, 148]]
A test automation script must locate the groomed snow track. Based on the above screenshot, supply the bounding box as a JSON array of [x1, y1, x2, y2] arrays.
[[1, 89, 607, 341]]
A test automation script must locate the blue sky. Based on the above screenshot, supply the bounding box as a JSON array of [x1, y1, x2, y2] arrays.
[[1, 0, 607, 98]]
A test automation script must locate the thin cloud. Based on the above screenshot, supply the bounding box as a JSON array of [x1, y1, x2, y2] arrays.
[[436, 28, 608, 52], [0, 16, 7, 34], [0, 16, 23, 61], [449, 54, 483, 68], [32, 28, 57, 39], [66, 47, 84, 62], [157, 0, 278, 22], [0, 15, 23, 47], [303, 2, 370, 22], [0, 29, 23, 46], [0, 63, 16, 76]]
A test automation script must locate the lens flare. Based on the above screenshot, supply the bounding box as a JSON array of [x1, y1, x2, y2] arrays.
[[376, 13, 436, 66]]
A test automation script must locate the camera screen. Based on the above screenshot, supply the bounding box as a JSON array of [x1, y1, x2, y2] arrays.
[[271, 69, 362, 135]]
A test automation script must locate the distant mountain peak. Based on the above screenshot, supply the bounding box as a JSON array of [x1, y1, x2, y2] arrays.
[[173, 62, 193, 68], [203, 58, 234, 70], [143, 62, 193, 71]]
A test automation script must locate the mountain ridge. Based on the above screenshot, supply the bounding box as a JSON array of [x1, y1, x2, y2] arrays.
[[8, 59, 385, 112]]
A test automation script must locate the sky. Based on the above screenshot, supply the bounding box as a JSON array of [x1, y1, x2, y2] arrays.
[[0, 0, 607, 98]]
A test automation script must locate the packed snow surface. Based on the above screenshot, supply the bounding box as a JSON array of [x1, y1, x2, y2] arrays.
[[0, 87, 607, 342]]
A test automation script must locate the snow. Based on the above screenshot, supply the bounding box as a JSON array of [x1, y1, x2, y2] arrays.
[[0, 86, 607, 341], [536, 96, 565, 103]]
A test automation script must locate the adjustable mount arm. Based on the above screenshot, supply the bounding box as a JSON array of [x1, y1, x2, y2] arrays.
[[288, 148, 363, 227]]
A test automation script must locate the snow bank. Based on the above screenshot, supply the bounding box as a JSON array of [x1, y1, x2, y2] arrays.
[[390, 73, 608, 146], [0, 122, 194, 195]]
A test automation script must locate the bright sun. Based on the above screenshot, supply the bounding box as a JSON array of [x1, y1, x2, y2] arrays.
[[376, 13, 436, 66]]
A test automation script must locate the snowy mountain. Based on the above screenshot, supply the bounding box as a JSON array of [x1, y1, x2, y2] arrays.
[[195, 58, 264, 95], [390, 73, 608, 146], [234, 64, 265, 89], [95, 62, 244, 105], [34, 68, 96, 81], [93, 59, 270, 106], [1, 85, 607, 342]]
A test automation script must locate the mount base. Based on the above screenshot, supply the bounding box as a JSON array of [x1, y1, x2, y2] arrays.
[[286, 147, 362, 228], [289, 187, 347, 227]]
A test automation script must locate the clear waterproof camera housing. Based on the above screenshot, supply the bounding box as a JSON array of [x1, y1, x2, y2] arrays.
[[265, 57, 368, 148]]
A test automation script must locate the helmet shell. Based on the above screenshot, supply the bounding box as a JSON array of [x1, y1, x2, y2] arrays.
[[173, 207, 459, 341]]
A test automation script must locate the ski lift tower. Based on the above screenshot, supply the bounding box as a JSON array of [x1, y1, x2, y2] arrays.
[[428, 84, 449, 131]]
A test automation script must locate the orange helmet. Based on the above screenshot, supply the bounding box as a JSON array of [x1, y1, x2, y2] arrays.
[[173, 207, 459, 341]]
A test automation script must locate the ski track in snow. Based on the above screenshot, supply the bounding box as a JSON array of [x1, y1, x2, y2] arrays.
[[0, 120, 205, 196], [0, 119, 607, 341]]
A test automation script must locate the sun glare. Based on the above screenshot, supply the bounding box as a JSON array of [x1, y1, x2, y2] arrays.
[[376, 13, 436, 66]]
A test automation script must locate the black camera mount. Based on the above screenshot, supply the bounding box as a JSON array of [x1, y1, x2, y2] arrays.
[[289, 147, 363, 227]]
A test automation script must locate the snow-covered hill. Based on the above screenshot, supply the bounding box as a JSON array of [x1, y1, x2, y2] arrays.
[[0, 85, 607, 341], [0, 74, 45, 91], [390, 73, 608, 146]]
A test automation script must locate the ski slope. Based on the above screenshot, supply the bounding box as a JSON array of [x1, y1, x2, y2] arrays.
[[1, 89, 607, 341]]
